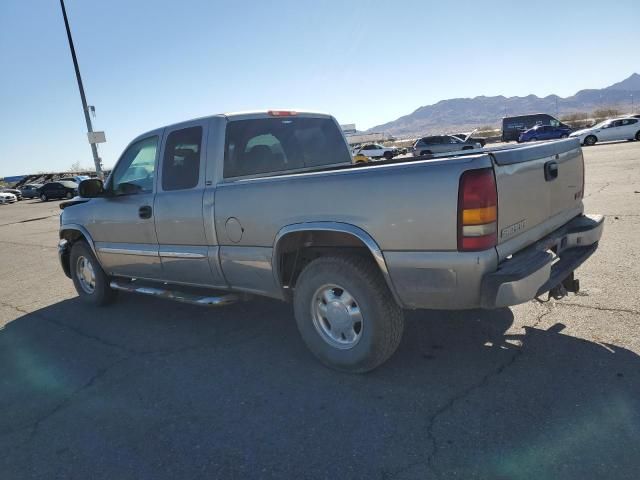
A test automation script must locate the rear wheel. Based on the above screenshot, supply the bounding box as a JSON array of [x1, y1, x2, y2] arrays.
[[561, 134, 568, 139], [293, 255, 404, 373], [70, 241, 116, 306], [584, 135, 597, 146], [383, 151, 394, 160], [635, 131, 640, 141], [40, 194, 48, 201], [65, 192, 73, 199]]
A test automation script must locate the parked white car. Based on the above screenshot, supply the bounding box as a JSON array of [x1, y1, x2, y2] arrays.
[[569, 117, 640, 145], [0, 192, 17, 204], [353, 143, 400, 160]]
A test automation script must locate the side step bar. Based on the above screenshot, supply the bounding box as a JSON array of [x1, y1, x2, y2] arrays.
[[109, 280, 241, 307]]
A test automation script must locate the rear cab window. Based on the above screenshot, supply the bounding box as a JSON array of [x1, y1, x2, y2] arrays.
[[162, 126, 202, 191], [223, 116, 351, 178]]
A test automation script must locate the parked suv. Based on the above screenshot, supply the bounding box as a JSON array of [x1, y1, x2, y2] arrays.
[[518, 125, 572, 142], [38, 181, 78, 201], [412, 135, 481, 156]]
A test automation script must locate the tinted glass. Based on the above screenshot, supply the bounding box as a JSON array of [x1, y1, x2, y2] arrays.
[[162, 126, 202, 191], [60, 181, 78, 188], [224, 117, 350, 178], [111, 136, 158, 194]]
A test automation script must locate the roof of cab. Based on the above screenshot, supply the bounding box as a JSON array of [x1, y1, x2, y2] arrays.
[[128, 110, 333, 145]]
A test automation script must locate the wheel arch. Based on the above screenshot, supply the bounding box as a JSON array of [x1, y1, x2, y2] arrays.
[[272, 222, 401, 305], [59, 224, 100, 277]]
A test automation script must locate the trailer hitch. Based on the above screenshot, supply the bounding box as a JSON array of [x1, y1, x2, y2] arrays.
[[537, 272, 580, 302]]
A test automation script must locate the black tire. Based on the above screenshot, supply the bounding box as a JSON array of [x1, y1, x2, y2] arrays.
[[70, 241, 116, 306], [293, 255, 404, 373], [561, 134, 568, 139], [40, 194, 48, 202], [65, 192, 73, 199], [584, 135, 597, 146], [635, 131, 640, 141], [383, 151, 394, 160]]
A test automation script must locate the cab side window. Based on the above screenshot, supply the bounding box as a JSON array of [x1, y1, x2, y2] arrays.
[[111, 136, 158, 195], [162, 127, 202, 191]]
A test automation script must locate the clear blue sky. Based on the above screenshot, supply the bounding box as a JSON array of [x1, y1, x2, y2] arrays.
[[0, 0, 638, 177]]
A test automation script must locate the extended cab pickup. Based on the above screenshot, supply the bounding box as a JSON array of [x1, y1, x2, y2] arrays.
[[58, 111, 603, 372]]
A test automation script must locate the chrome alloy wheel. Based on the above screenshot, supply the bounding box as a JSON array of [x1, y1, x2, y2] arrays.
[[311, 284, 363, 349], [76, 255, 96, 294]]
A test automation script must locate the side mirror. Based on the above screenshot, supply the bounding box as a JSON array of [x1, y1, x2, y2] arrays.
[[79, 178, 104, 198]]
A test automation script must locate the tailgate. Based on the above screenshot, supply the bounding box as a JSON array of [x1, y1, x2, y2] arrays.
[[491, 139, 584, 260]]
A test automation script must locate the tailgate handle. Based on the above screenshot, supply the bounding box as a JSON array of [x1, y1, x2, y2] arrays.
[[544, 160, 558, 181]]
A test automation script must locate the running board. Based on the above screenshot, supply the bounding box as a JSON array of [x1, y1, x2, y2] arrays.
[[109, 280, 241, 307]]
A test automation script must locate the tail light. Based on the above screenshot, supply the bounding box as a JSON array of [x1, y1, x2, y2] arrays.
[[458, 168, 498, 251]]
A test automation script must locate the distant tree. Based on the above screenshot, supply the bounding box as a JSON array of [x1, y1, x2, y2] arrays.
[[592, 108, 622, 120], [68, 161, 82, 172], [560, 112, 588, 123]]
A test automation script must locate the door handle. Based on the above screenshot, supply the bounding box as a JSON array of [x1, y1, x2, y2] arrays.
[[138, 205, 152, 219], [544, 161, 558, 181]]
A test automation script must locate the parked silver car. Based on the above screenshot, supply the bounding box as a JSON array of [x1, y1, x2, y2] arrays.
[[412, 135, 482, 156], [19, 184, 43, 199]]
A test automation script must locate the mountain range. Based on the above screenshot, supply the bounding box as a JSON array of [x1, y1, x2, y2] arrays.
[[367, 73, 640, 137]]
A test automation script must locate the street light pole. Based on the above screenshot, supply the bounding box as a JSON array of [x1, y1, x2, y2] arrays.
[[59, 0, 103, 179]]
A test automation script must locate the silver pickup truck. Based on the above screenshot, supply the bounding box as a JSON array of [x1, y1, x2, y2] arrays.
[[58, 110, 603, 372]]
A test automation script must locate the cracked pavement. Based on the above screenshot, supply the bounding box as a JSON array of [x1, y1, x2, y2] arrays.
[[1, 141, 640, 479]]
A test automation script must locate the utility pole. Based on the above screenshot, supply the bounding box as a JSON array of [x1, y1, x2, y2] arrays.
[[59, 0, 103, 179]]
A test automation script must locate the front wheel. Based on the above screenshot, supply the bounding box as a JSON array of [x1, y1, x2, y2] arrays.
[[635, 131, 640, 141], [293, 255, 404, 373], [65, 192, 73, 199], [40, 194, 48, 201], [584, 135, 597, 146], [70, 241, 116, 306], [561, 134, 568, 139], [383, 151, 394, 160]]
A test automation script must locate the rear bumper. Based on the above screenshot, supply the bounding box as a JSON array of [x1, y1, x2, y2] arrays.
[[384, 214, 603, 310], [480, 214, 604, 308]]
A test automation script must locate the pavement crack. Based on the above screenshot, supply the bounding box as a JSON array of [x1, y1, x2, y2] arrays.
[[555, 301, 639, 316], [584, 182, 610, 198], [423, 305, 553, 476], [0, 240, 57, 250], [26, 357, 130, 442], [0, 214, 59, 227], [0, 300, 139, 355]]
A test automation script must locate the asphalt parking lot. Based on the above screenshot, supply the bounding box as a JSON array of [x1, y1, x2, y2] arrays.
[[1, 141, 639, 479]]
